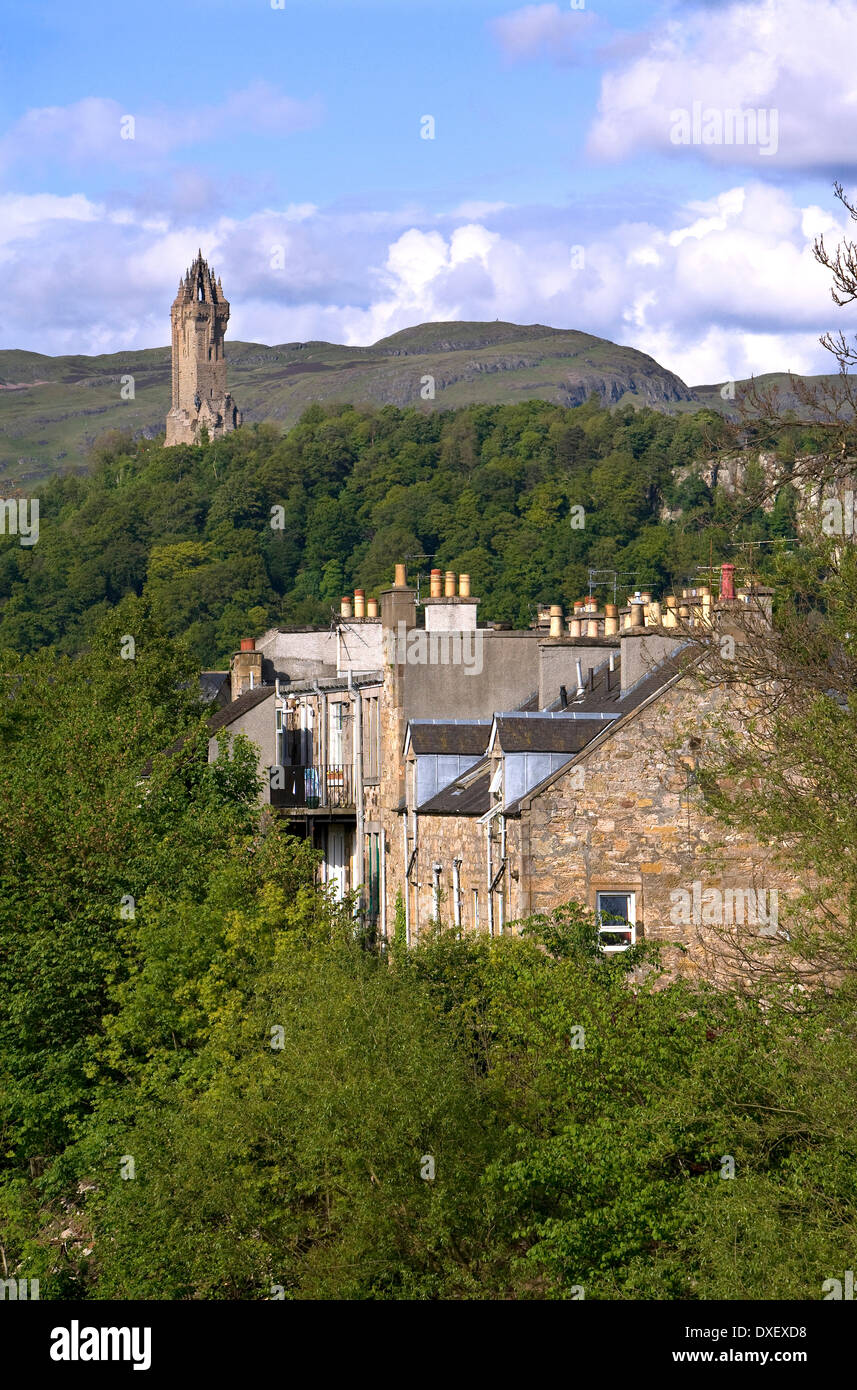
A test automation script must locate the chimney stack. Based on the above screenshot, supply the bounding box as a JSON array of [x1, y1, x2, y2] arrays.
[[230, 638, 263, 702], [381, 567, 416, 633], [720, 563, 736, 602], [424, 568, 480, 631]]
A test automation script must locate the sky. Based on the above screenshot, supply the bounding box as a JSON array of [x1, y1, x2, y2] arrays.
[[2, 0, 857, 384]]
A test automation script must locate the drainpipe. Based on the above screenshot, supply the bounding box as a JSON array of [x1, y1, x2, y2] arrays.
[[349, 671, 364, 920], [486, 822, 494, 936], [413, 807, 420, 939], [452, 858, 462, 933], [407, 759, 420, 941], [432, 862, 442, 923], [402, 815, 411, 946], [312, 682, 327, 806], [380, 830, 387, 942], [498, 814, 506, 933]]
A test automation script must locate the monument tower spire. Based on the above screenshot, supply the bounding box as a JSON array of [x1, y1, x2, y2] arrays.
[[165, 250, 242, 446]]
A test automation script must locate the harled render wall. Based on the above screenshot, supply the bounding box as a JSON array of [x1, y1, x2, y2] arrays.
[[207, 692, 277, 803]]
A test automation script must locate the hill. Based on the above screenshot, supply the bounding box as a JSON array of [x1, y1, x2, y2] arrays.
[[689, 371, 842, 419], [0, 321, 697, 486]]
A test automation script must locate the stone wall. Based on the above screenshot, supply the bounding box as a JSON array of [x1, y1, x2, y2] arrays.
[[517, 674, 795, 981], [402, 809, 524, 940], [381, 671, 798, 983]]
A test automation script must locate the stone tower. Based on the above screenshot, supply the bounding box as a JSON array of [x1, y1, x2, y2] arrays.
[[165, 250, 242, 446]]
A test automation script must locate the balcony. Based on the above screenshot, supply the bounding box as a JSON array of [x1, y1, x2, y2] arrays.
[[271, 764, 354, 811]]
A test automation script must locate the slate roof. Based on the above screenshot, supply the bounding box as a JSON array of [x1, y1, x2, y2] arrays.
[[208, 684, 275, 731], [416, 644, 696, 819], [140, 685, 275, 777], [407, 719, 492, 755], [199, 671, 230, 705], [492, 713, 616, 753], [549, 645, 693, 716], [548, 653, 623, 710]]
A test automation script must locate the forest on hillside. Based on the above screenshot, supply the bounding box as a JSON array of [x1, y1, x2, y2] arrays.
[[3, 394, 855, 1303], [0, 397, 804, 666]]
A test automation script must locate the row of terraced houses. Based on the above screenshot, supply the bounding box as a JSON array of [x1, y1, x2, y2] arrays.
[[190, 563, 792, 981]]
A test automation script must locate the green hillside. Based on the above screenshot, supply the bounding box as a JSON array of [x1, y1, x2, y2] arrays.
[[0, 321, 698, 486], [0, 394, 799, 668]]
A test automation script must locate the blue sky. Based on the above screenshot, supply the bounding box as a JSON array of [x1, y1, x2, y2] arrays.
[[2, 0, 856, 382]]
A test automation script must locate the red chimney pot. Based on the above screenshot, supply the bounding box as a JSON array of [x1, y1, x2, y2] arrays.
[[240, 638, 255, 652], [719, 563, 736, 602]]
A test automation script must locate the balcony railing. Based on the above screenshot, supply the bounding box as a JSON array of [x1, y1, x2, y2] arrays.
[[271, 764, 354, 810]]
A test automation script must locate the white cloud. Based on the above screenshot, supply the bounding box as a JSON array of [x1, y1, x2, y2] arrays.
[[491, 3, 597, 62], [451, 200, 511, 220], [0, 181, 853, 384], [0, 193, 100, 248], [0, 84, 321, 172], [588, 0, 857, 168]]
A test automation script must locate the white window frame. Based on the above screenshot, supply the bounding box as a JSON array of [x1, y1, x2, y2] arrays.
[[329, 701, 345, 767], [596, 891, 636, 954]]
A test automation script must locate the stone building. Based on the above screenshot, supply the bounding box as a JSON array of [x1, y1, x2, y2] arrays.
[[206, 562, 791, 975], [165, 251, 242, 446], [402, 626, 791, 979]]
